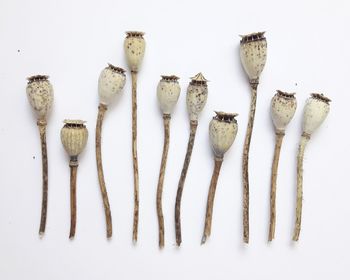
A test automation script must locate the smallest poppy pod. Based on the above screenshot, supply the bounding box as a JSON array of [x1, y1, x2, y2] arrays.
[[61, 120, 88, 158], [209, 112, 238, 159], [186, 73, 208, 121], [124, 31, 146, 72], [157, 75, 181, 115], [303, 93, 331, 136], [26, 75, 54, 120], [271, 90, 297, 133]]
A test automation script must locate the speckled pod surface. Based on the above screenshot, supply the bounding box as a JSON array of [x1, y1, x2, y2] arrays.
[[124, 31, 145, 72], [209, 112, 238, 158], [303, 93, 331, 135], [240, 32, 267, 83], [157, 75, 181, 115], [61, 120, 88, 157], [271, 90, 297, 133], [98, 64, 126, 106], [26, 75, 54, 120], [186, 73, 208, 121]]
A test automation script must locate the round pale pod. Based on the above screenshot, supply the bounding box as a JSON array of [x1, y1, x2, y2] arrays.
[[239, 32, 267, 83], [303, 93, 331, 135], [157, 75, 180, 115], [26, 75, 54, 120], [271, 90, 297, 133], [61, 120, 88, 157], [124, 31, 145, 72], [98, 64, 126, 106], [186, 73, 208, 121], [209, 112, 238, 158]]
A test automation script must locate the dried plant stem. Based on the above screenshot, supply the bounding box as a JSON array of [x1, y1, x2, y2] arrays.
[[293, 134, 310, 241], [268, 132, 285, 241], [201, 158, 223, 244], [37, 120, 48, 236], [156, 114, 171, 249], [131, 71, 140, 243], [95, 104, 112, 238], [242, 82, 258, 244], [69, 159, 78, 239], [175, 120, 198, 246]]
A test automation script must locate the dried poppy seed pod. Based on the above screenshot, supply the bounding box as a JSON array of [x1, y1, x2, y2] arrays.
[[157, 75, 181, 114], [61, 120, 88, 158], [302, 93, 331, 136], [293, 93, 331, 241], [186, 73, 208, 121], [26, 75, 54, 236], [209, 112, 238, 159], [271, 90, 297, 133], [61, 120, 88, 239], [202, 112, 238, 244], [239, 32, 267, 84], [26, 75, 54, 120], [268, 90, 297, 241], [98, 64, 126, 106], [124, 31, 145, 72]]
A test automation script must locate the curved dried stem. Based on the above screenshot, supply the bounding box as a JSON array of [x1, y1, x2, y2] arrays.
[[268, 132, 285, 241], [242, 83, 258, 244], [69, 159, 78, 239], [156, 114, 171, 249], [201, 158, 223, 245], [95, 104, 112, 238], [131, 71, 139, 243], [293, 134, 309, 241], [37, 120, 48, 236], [175, 120, 198, 246]]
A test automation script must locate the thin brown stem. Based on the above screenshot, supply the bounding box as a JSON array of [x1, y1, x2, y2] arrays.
[[69, 159, 78, 239], [201, 158, 223, 244], [95, 104, 112, 238], [37, 120, 48, 236], [156, 114, 171, 249], [131, 71, 139, 243], [268, 132, 285, 241], [293, 134, 309, 241], [175, 120, 198, 246], [242, 82, 257, 244]]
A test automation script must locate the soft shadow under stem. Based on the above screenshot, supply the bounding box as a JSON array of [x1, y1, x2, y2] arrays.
[[131, 71, 139, 243], [201, 157, 223, 245], [37, 120, 48, 236], [69, 157, 78, 239], [95, 104, 113, 238], [175, 120, 198, 246], [156, 114, 171, 249], [293, 133, 310, 241], [268, 131, 285, 241], [242, 81, 258, 244]]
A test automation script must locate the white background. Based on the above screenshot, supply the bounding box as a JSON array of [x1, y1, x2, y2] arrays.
[[0, 0, 348, 279]]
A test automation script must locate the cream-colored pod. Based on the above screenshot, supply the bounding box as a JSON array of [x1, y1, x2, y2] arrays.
[[26, 75, 54, 120], [98, 64, 126, 106], [61, 120, 88, 157], [186, 73, 208, 121], [302, 93, 331, 135], [239, 32, 267, 83], [209, 112, 238, 158], [124, 31, 145, 72], [271, 90, 297, 133], [157, 75, 180, 115]]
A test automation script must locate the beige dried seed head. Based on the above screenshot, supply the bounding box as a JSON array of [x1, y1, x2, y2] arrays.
[[271, 90, 297, 133], [302, 93, 331, 136], [186, 73, 208, 121], [124, 31, 145, 72], [157, 75, 180, 115], [61, 120, 88, 157], [209, 111, 238, 158], [26, 75, 54, 120], [239, 32, 267, 83]]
